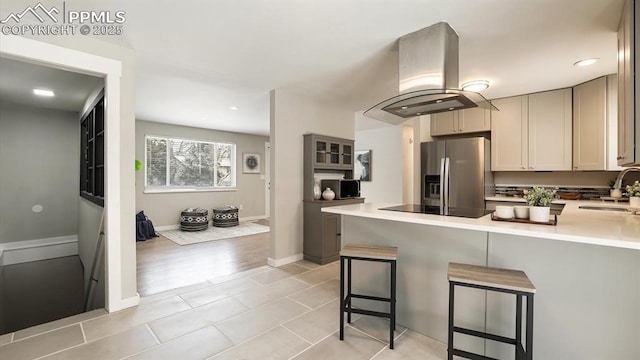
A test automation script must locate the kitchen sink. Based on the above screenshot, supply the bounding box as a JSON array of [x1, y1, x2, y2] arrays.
[[578, 205, 629, 212]]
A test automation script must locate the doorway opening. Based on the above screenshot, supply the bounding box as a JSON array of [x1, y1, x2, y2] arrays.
[[0, 56, 105, 334]]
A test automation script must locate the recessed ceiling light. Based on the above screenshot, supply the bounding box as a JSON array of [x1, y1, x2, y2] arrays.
[[33, 88, 54, 97], [230, 106, 239, 110], [573, 58, 599, 67], [461, 80, 490, 92]]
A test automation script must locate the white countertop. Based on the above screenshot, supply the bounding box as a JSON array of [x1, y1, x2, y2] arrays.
[[322, 201, 640, 250]]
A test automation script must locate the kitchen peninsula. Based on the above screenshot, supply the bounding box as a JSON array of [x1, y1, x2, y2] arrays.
[[323, 202, 640, 359]]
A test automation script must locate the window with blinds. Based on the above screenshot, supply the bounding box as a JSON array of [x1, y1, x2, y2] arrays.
[[145, 135, 236, 191]]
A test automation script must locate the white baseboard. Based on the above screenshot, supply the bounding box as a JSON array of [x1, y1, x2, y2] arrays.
[[268, 253, 303, 267], [155, 215, 268, 232], [0, 235, 78, 266], [108, 293, 140, 312], [240, 215, 268, 222]]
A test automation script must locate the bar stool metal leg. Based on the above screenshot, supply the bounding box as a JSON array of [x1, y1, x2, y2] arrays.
[[347, 258, 352, 323], [447, 281, 454, 360], [390, 260, 396, 349], [516, 294, 523, 359], [339, 257, 345, 341], [526, 294, 534, 360]]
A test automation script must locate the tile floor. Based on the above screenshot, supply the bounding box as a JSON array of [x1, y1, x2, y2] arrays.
[[0, 260, 449, 360]]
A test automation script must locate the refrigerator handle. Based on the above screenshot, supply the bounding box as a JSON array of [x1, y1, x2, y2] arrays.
[[439, 158, 445, 212], [444, 157, 450, 212]]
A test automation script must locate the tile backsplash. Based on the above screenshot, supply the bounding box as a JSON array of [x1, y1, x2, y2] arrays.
[[492, 171, 640, 199], [494, 186, 609, 200]]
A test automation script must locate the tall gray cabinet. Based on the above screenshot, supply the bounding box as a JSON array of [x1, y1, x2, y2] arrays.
[[303, 134, 364, 264]]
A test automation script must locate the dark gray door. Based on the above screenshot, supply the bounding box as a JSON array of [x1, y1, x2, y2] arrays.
[[445, 138, 485, 209]]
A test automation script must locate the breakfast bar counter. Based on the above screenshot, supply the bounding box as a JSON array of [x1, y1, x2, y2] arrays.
[[323, 202, 640, 359], [324, 201, 640, 249]]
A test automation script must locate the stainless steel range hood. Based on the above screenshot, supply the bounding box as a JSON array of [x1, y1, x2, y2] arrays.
[[364, 22, 497, 125]]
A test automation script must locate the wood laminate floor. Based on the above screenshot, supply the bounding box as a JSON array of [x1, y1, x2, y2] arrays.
[[136, 221, 270, 296]]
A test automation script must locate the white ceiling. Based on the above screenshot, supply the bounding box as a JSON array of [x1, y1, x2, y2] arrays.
[[0, 57, 102, 113], [0, 0, 625, 136]]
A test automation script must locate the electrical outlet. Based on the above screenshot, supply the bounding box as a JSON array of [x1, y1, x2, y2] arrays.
[[239, 204, 244, 210]]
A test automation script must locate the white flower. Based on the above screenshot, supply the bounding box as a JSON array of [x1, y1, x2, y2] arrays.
[[626, 181, 640, 197]]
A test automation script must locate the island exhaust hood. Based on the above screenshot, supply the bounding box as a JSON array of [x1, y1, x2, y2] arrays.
[[364, 22, 497, 125]]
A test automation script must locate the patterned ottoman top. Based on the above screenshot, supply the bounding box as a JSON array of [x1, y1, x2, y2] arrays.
[[182, 208, 208, 214], [213, 205, 238, 212]]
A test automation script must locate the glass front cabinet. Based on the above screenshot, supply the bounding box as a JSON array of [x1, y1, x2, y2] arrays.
[[310, 135, 354, 170]]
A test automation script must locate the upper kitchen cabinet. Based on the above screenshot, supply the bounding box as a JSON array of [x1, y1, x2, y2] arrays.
[[573, 75, 623, 171], [573, 77, 607, 170], [491, 89, 572, 171], [306, 134, 354, 170], [528, 88, 573, 171], [431, 107, 491, 136], [430, 111, 456, 136], [491, 95, 528, 171], [458, 107, 491, 134], [617, 0, 639, 166]]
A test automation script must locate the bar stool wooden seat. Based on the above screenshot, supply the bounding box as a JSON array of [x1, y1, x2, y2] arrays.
[[339, 244, 398, 349], [447, 262, 536, 360]]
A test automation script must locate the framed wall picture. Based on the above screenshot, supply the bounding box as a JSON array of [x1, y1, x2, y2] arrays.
[[354, 150, 371, 181], [242, 153, 261, 173]]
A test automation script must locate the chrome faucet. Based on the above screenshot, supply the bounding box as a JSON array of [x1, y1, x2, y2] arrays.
[[613, 167, 640, 190]]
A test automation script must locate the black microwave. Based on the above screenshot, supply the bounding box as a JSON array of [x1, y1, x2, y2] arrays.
[[320, 179, 360, 199]]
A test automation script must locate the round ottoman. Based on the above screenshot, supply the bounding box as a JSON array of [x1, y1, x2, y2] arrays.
[[180, 208, 209, 232], [212, 205, 239, 227]]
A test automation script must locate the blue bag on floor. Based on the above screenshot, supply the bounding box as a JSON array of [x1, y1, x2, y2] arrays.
[[136, 211, 158, 241]]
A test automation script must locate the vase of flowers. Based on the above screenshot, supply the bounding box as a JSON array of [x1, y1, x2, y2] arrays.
[[626, 181, 640, 208], [523, 186, 556, 222]]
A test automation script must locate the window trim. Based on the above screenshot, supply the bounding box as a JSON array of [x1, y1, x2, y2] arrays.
[[144, 134, 237, 193]]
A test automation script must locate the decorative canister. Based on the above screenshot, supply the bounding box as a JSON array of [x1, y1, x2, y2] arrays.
[[313, 178, 322, 200], [322, 187, 335, 200]]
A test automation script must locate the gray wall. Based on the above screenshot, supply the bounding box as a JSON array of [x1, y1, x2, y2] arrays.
[[136, 120, 269, 226], [269, 89, 356, 261], [355, 126, 404, 204], [0, 101, 79, 243]]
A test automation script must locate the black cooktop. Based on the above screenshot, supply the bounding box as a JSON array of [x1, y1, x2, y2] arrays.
[[379, 204, 493, 219]]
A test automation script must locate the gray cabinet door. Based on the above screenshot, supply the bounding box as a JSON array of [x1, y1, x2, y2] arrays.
[[322, 213, 341, 259]]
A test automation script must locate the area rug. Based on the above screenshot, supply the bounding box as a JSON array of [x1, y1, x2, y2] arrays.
[[159, 222, 270, 246]]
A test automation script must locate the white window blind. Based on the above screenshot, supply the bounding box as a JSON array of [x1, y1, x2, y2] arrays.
[[145, 135, 236, 191]]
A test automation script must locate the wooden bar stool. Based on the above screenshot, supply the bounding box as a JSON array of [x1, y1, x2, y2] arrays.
[[447, 262, 536, 360], [339, 244, 398, 349]]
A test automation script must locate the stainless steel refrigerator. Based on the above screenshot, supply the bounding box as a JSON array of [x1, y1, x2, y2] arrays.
[[421, 137, 493, 210]]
